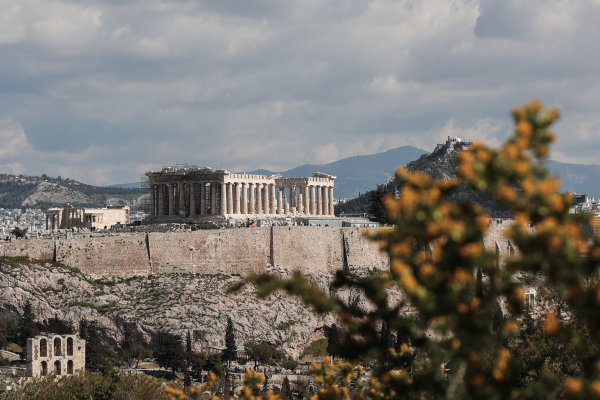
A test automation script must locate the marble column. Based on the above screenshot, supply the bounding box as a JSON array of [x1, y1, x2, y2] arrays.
[[303, 186, 309, 215], [249, 183, 256, 214], [329, 187, 334, 216], [210, 183, 217, 214], [263, 186, 269, 214], [323, 186, 329, 216], [284, 196, 290, 213], [168, 184, 174, 216], [179, 183, 185, 215], [200, 183, 206, 215], [270, 185, 277, 214], [298, 194, 303, 214], [233, 183, 242, 214], [45, 215, 49, 230], [277, 190, 283, 214], [227, 183, 233, 214], [257, 184, 263, 214], [310, 186, 316, 215], [158, 185, 164, 216], [190, 184, 195, 216], [221, 183, 227, 215], [149, 185, 155, 217], [242, 183, 248, 214], [317, 186, 322, 215]]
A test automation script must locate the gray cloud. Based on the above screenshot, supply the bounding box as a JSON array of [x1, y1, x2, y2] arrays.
[[0, 0, 599, 185]]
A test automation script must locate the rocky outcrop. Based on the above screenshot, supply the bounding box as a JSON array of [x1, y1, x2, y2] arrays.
[[0, 258, 406, 358]]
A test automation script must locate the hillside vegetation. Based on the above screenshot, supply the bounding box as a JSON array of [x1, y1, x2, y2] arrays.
[[0, 174, 146, 210]]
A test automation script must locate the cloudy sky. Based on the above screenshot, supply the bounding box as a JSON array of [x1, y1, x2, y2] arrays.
[[1, 0, 599, 185]]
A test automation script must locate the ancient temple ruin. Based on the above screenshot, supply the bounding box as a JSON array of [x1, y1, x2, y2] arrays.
[[145, 166, 336, 222], [26, 334, 86, 377], [44, 203, 130, 230]]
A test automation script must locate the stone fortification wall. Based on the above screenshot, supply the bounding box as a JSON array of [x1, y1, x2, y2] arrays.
[[343, 228, 389, 273], [0, 240, 55, 261], [0, 222, 516, 278], [148, 229, 270, 275], [56, 236, 150, 277], [482, 220, 520, 266], [272, 227, 345, 272]]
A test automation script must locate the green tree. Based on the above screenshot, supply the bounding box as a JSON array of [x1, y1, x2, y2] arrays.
[[380, 322, 395, 350], [0, 320, 8, 350], [261, 372, 269, 395], [476, 267, 484, 299], [223, 316, 236, 366], [17, 300, 39, 349], [327, 324, 341, 361], [80, 319, 115, 374], [184, 331, 193, 387], [246, 342, 284, 367], [492, 302, 504, 336], [10, 227, 27, 239], [367, 185, 390, 224], [156, 331, 185, 377], [120, 323, 143, 368], [281, 376, 292, 400]]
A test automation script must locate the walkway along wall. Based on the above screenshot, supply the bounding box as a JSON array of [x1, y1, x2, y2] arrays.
[[0, 222, 514, 278]]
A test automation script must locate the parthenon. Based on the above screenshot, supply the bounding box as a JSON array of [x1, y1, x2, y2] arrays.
[[145, 166, 335, 222]]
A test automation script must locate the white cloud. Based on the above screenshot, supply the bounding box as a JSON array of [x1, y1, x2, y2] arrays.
[[0, 0, 599, 185]]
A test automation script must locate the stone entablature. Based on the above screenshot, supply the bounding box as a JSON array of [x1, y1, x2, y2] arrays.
[[26, 334, 86, 377], [146, 166, 335, 222], [44, 203, 130, 231]]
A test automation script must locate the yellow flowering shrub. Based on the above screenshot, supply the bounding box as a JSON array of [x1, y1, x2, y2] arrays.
[[168, 101, 600, 399]]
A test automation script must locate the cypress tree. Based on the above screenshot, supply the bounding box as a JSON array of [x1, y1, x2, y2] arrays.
[[224, 316, 236, 366], [476, 267, 484, 299], [492, 302, 505, 335], [184, 330, 192, 387], [262, 372, 269, 394], [17, 300, 39, 348], [155, 330, 185, 377], [282, 376, 292, 400], [186, 330, 192, 354], [327, 324, 340, 361]]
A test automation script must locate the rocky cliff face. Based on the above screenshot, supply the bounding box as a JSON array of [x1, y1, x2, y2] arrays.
[[0, 258, 405, 359], [392, 137, 471, 182]]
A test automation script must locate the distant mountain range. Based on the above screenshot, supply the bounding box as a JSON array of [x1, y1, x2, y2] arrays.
[[546, 161, 600, 198], [248, 146, 428, 199]]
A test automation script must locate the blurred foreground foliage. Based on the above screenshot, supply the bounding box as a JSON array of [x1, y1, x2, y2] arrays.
[[167, 101, 600, 399], [8, 370, 179, 400]]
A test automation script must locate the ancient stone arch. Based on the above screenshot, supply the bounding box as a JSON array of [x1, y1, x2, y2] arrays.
[[26, 335, 86, 377]]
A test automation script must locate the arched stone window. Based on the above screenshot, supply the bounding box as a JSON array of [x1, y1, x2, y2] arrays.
[[67, 337, 73, 356], [41, 361, 47, 376], [54, 337, 62, 356], [67, 360, 73, 375], [54, 360, 61, 375], [40, 338, 47, 357], [525, 292, 535, 308]]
